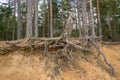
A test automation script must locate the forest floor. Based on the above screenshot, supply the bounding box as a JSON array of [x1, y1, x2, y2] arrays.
[[0, 40, 120, 80]]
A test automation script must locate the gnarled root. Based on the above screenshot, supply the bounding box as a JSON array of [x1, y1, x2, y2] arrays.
[[90, 40, 115, 76]]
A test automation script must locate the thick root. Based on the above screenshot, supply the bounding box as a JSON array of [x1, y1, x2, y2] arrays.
[[90, 40, 115, 76]]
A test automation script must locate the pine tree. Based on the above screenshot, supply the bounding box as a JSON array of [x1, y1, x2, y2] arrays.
[[17, 0, 22, 39], [26, 0, 33, 38], [34, 0, 38, 38]]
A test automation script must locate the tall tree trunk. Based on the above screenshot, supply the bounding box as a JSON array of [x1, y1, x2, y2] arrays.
[[74, 0, 78, 37], [81, 0, 88, 37], [32, 0, 35, 37], [90, 0, 95, 37], [26, 0, 33, 38], [50, 0, 53, 37], [97, 0, 102, 40], [77, 0, 82, 37], [81, 0, 88, 47], [48, 0, 50, 37], [13, 0, 16, 40], [6, 0, 11, 40], [17, 0, 22, 39], [43, 0, 46, 37], [34, 0, 38, 38]]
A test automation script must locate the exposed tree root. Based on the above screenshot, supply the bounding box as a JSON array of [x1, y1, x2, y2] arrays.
[[90, 40, 115, 76], [0, 13, 115, 79], [28, 39, 35, 67], [44, 40, 49, 56], [0, 38, 115, 77], [101, 41, 120, 45]]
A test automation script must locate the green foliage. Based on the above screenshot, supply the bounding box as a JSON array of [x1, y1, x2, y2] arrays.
[[93, 0, 120, 41], [0, 5, 17, 40], [0, 0, 120, 41], [71, 29, 78, 37], [60, 0, 72, 17], [99, 0, 120, 41], [39, 0, 72, 37]]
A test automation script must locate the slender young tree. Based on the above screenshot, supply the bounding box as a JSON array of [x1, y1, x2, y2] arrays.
[[14, 0, 16, 17], [17, 0, 22, 39], [43, 0, 46, 37], [34, 0, 38, 38], [48, 0, 50, 37], [13, 0, 16, 40], [97, 0, 102, 40], [50, 0, 53, 37]]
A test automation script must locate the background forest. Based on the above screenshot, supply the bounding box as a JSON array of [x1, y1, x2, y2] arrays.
[[0, 0, 120, 41]]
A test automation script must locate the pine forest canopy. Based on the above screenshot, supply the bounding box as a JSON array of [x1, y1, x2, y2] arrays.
[[0, 0, 120, 41]]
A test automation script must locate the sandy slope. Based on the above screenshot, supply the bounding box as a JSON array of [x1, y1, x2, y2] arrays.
[[0, 42, 120, 80]]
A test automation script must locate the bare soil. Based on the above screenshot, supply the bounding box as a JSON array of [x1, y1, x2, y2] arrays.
[[0, 41, 120, 80]]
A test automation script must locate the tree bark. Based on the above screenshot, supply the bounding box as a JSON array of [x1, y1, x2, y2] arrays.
[[13, 0, 16, 40], [50, 0, 53, 37], [32, 0, 35, 37], [43, 0, 48, 37], [90, 0, 95, 38], [97, 0, 102, 41], [81, 0, 88, 47], [81, 0, 88, 37], [77, 0, 82, 37], [48, 0, 50, 37], [17, 0, 22, 39], [34, 0, 38, 38], [26, 0, 33, 38]]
